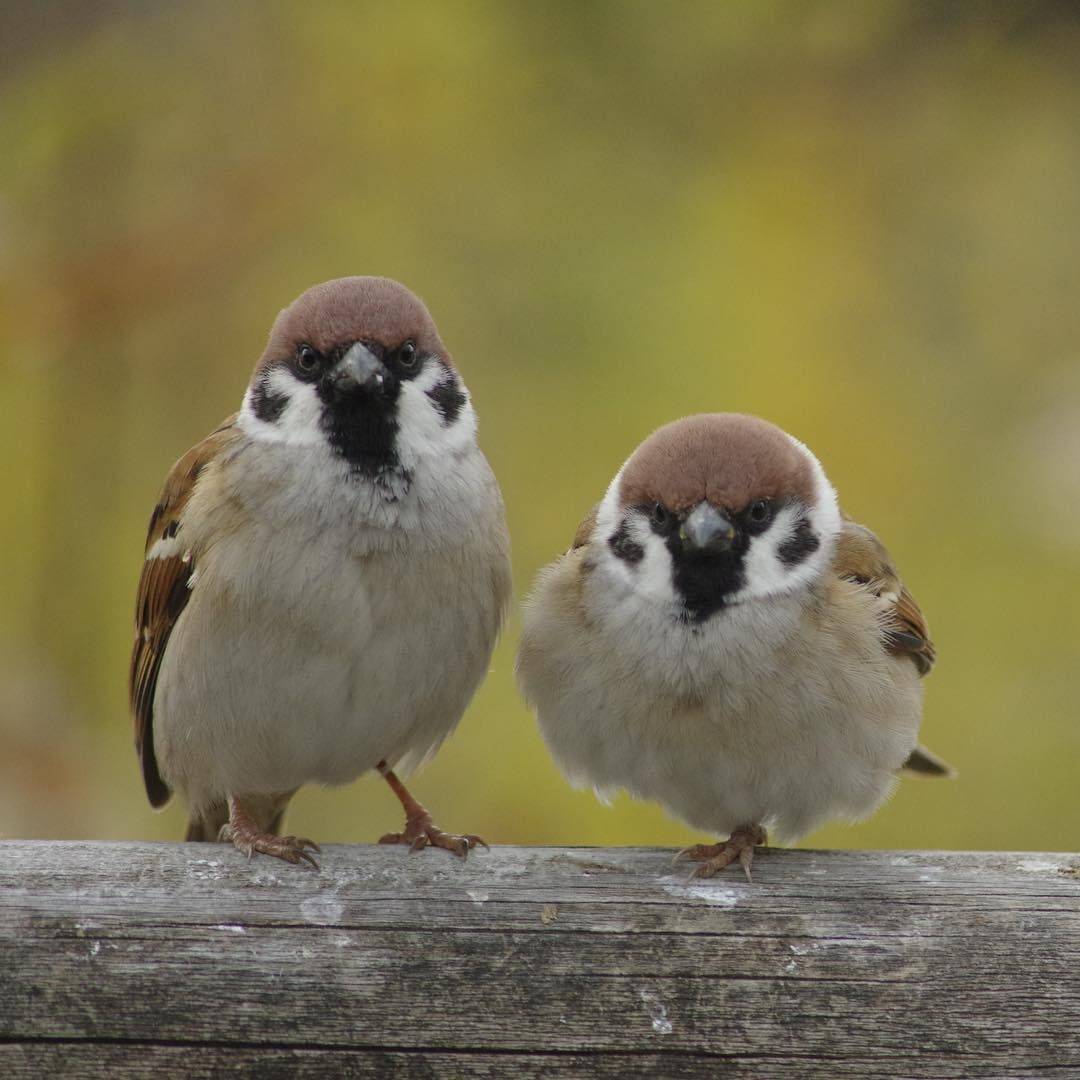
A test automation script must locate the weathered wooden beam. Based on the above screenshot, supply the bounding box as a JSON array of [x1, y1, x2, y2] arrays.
[[1, 842, 1078, 1077]]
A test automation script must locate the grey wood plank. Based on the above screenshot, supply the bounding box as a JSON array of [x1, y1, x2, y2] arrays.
[[6, 1045, 1080, 1079], [1, 842, 1078, 1076]]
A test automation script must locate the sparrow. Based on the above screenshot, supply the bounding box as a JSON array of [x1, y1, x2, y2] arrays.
[[516, 412, 951, 880], [130, 277, 511, 867]]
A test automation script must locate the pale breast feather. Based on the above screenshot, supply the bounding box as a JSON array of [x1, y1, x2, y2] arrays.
[[129, 415, 241, 807]]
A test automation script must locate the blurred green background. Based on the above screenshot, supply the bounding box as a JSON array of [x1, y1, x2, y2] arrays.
[[2, 1, 1078, 854]]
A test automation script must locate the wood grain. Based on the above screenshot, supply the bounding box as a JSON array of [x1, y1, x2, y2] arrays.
[[2, 842, 1078, 1077]]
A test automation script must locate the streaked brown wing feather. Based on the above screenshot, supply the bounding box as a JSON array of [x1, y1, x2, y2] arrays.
[[571, 503, 600, 551], [129, 415, 239, 807], [833, 516, 952, 778], [892, 586, 936, 670], [832, 516, 936, 677]]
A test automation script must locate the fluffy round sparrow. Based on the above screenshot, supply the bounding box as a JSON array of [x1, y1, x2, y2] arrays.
[[130, 277, 511, 867], [517, 413, 950, 879]]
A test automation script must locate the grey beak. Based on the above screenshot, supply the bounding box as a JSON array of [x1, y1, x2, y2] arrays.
[[331, 343, 385, 393], [681, 502, 736, 551]]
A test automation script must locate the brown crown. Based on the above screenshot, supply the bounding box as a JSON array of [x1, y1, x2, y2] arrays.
[[618, 413, 817, 513], [254, 277, 451, 376]]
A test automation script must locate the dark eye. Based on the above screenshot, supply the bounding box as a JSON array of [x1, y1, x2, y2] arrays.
[[398, 341, 418, 369], [652, 502, 669, 528], [748, 499, 772, 525], [296, 344, 319, 373]]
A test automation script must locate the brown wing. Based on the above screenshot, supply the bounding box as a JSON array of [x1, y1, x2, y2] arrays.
[[570, 503, 600, 551], [833, 516, 953, 779], [833, 516, 936, 676], [129, 416, 240, 807]]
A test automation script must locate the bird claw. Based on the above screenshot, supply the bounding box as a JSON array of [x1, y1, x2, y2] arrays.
[[379, 813, 487, 859], [673, 843, 715, 865], [675, 825, 767, 883], [219, 824, 321, 869]]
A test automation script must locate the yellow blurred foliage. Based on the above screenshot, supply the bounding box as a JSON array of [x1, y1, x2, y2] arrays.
[[1, 2, 1078, 852]]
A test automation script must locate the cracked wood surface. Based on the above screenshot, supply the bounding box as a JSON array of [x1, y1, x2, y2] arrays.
[[1, 842, 1079, 1077]]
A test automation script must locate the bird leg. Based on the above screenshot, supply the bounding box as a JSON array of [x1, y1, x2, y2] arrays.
[[376, 761, 487, 858], [218, 795, 320, 868], [674, 824, 767, 882]]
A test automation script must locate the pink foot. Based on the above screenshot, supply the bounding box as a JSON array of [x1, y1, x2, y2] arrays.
[[379, 811, 487, 858], [219, 798, 320, 868], [674, 824, 767, 882]]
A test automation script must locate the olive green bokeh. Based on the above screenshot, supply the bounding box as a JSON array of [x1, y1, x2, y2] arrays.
[[2, 2, 1078, 852]]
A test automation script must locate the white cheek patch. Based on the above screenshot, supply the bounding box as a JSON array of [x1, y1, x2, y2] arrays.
[[239, 362, 480, 470], [628, 523, 680, 604], [394, 363, 477, 471], [593, 510, 682, 610], [732, 435, 842, 604], [789, 432, 842, 546], [593, 462, 630, 542], [587, 530, 684, 653], [239, 368, 325, 447], [736, 504, 816, 603], [591, 464, 685, 610]]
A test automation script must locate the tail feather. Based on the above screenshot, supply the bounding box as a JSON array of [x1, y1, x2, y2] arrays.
[[902, 744, 957, 779]]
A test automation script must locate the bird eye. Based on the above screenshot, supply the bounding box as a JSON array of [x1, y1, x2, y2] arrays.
[[748, 499, 772, 524], [296, 344, 319, 373], [652, 502, 669, 528], [398, 341, 418, 369]]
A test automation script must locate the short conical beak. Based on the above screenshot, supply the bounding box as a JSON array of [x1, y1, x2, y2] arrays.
[[680, 502, 736, 551], [331, 343, 386, 394]]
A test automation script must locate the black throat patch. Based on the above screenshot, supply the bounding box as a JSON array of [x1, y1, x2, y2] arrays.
[[319, 401, 404, 481], [316, 374, 406, 483], [669, 546, 747, 622]]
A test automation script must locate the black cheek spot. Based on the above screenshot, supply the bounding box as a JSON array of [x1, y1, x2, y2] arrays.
[[608, 521, 645, 565], [777, 518, 820, 568], [425, 366, 467, 427], [250, 374, 289, 424]]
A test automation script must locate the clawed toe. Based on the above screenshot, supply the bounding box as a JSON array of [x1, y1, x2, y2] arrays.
[[276, 835, 321, 867], [379, 816, 487, 860], [279, 835, 321, 854], [274, 842, 320, 869], [435, 832, 487, 858], [689, 848, 756, 882], [675, 825, 767, 883], [220, 824, 321, 869], [673, 843, 714, 865], [376, 765, 487, 861]]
